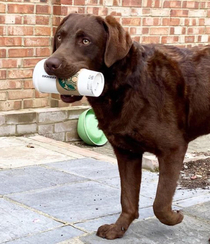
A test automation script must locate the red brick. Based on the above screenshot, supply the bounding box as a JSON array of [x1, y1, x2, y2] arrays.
[[36, 16, 50, 25], [0, 37, 4, 46], [24, 98, 49, 109], [24, 15, 36, 25], [188, 27, 205, 35], [133, 36, 140, 42], [24, 37, 50, 47], [97, 7, 108, 16], [8, 80, 22, 89], [52, 16, 61, 26], [129, 27, 136, 35], [150, 27, 169, 35], [8, 48, 34, 58], [142, 36, 160, 43], [35, 27, 51, 36], [0, 15, 5, 24], [164, 1, 181, 8], [199, 19, 205, 26], [122, 0, 141, 7], [8, 4, 34, 14], [4, 37, 22, 46], [61, 6, 69, 15], [87, 6, 107, 16], [0, 49, 6, 58], [143, 17, 160, 26], [143, 0, 160, 7], [0, 92, 6, 101], [87, 7, 100, 15], [35, 90, 49, 98], [185, 36, 195, 43], [8, 69, 32, 79], [185, 18, 197, 26], [51, 93, 60, 99], [23, 58, 42, 68], [199, 2, 206, 9], [36, 5, 51, 14], [142, 27, 149, 34], [86, 0, 100, 5], [8, 26, 34, 36], [8, 90, 34, 100], [24, 79, 35, 89], [8, 69, 33, 79], [122, 18, 141, 26], [161, 36, 179, 44], [182, 1, 199, 9], [0, 26, 6, 35], [0, 70, 6, 79], [170, 27, 186, 35], [61, 0, 73, 4], [53, 5, 62, 15], [74, 0, 85, 5], [206, 27, 210, 34], [0, 80, 8, 90], [162, 18, 180, 26], [170, 9, 188, 17], [35, 47, 51, 57], [0, 100, 22, 111], [0, 59, 18, 68], [5, 15, 22, 24], [0, 3, 6, 13]]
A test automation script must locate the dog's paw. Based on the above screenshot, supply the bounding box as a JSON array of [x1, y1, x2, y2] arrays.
[[175, 210, 184, 224], [158, 210, 184, 226], [168, 210, 184, 226], [96, 224, 126, 240]]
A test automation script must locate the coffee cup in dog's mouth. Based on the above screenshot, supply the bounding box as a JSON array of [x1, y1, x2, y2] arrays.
[[33, 59, 104, 97]]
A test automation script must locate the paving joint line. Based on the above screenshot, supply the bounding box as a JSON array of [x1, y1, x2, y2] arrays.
[[4, 196, 69, 225], [183, 212, 210, 225]]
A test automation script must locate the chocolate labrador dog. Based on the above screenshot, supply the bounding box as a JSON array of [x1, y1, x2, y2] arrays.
[[44, 13, 210, 239]]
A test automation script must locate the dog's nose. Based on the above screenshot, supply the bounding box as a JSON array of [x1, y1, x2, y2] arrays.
[[44, 57, 61, 74]]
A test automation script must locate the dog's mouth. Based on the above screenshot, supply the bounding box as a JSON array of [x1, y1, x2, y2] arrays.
[[60, 95, 83, 103]]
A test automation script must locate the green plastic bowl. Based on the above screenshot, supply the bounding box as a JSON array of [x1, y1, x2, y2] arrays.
[[77, 108, 107, 146]]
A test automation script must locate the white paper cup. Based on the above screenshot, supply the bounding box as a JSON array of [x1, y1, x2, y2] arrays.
[[33, 59, 57, 94], [33, 59, 104, 97]]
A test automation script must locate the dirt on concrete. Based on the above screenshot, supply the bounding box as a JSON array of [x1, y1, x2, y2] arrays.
[[180, 157, 210, 190]]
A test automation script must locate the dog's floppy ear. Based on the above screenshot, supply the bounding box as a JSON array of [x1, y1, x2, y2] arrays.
[[104, 16, 132, 67]]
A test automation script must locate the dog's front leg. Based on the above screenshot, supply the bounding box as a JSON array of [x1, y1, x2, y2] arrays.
[[97, 147, 142, 239], [153, 144, 187, 225]]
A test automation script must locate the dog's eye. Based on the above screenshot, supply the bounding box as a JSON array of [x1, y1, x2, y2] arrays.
[[57, 35, 62, 41], [82, 38, 90, 45]]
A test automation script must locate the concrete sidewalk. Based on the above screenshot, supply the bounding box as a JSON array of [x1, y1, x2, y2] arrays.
[[0, 135, 209, 244]]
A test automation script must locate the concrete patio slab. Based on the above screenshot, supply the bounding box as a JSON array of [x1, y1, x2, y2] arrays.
[[0, 198, 61, 243], [7, 181, 121, 223], [5, 226, 84, 244], [81, 214, 210, 244], [0, 135, 209, 244], [0, 165, 86, 195]]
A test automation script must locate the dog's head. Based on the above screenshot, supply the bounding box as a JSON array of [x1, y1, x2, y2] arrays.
[[44, 13, 132, 103]]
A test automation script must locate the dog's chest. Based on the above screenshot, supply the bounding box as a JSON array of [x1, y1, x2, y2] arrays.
[[89, 101, 157, 153]]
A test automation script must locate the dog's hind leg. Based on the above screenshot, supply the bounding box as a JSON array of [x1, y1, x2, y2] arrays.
[[97, 147, 142, 239], [153, 144, 187, 225]]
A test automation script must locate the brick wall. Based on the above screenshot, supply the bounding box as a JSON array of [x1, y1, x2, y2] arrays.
[[0, 0, 210, 111], [0, 106, 89, 141]]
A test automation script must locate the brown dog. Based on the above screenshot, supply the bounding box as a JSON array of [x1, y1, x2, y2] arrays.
[[44, 13, 210, 239]]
